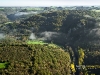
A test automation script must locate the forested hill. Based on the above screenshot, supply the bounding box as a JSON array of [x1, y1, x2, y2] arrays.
[[1, 8, 100, 75], [0, 41, 71, 75], [10, 10, 100, 47]]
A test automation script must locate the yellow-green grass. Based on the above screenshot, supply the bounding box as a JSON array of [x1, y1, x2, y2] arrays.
[[27, 40, 60, 48], [0, 62, 8, 69], [27, 40, 48, 45]]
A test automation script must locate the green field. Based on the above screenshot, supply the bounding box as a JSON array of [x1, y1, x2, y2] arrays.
[[27, 40, 48, 45], [91, 9, 100, 12], [0, 62, 8, 69], [27, 40, 60, 48]]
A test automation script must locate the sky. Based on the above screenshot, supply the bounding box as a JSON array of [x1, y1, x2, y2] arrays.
[[0, 0, 100, 7]]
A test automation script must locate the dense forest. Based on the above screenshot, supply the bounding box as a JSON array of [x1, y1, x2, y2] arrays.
[[0, 40, 71, 75], [0, 7, 100, 75]]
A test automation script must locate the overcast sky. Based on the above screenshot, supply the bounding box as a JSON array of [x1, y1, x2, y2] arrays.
[[0, 0, 100, 7]]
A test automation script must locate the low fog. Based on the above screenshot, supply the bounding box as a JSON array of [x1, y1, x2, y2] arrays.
[[36, 31, 67, 45], [15, 11, 37, 16], [29, 33, 36, 40], [0, 33, 5, 39]]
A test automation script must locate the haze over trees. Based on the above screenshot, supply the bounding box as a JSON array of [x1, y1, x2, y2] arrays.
[[0, 6, 100, 75]]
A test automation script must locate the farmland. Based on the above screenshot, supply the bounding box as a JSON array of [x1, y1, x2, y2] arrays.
[[26, 40, 60, 48], [0, 62, 8, 69], [27, 40, 47, 45]]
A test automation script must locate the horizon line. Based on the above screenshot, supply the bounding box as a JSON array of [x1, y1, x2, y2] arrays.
[[0, 5, 100, 7]]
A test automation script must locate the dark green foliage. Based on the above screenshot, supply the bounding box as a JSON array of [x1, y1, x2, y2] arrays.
[[84, 50, 100, 65], [3, 10, 98, 47], [1, 8, 100, 75]]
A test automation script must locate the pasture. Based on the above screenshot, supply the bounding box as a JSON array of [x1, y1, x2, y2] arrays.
[[0, 62, 8, 69], [27, 40, 59, 48], [27, 40, 48, 45]]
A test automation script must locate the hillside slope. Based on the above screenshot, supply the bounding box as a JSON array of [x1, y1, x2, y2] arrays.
[[1, 10, 100, 47], [0, 42, 71, 75]]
